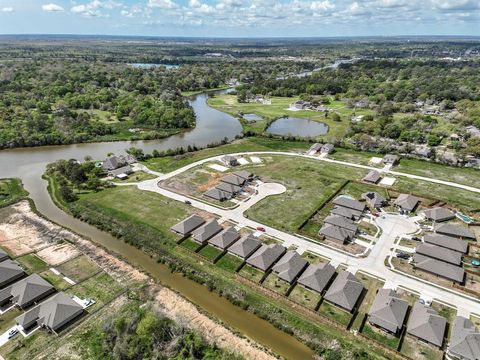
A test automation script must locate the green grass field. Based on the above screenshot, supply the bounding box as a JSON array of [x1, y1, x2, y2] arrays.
[[0, 178, 28, 208], [318, 301, 352, 327], [239, 264, 264, 283], [180, 238, 202, 252], [39, 269, 70, 290], [216, 253, 243, 272], [262, 273, 291, 295], [57, 255, 101, 283], [112, 170, 157, 183], [198, 244, 223, 260], [288, 285, 322, 310], [15, 254, 48, 274]]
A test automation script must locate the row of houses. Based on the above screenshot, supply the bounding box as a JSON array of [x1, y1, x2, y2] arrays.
[[0, 249, 84, 335], [203, 171, 254, 202], [412, 223, 476, 284]]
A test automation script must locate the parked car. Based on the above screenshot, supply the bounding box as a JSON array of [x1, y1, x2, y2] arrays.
[[184, 200, 192, 205], [412, 236, 421, 241], [256, 226, 266, 232], [397, 252, 410, 260], [8, 329, 18, 339]]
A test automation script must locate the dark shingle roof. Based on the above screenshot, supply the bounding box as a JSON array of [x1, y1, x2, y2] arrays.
[[449, 316, 480, 360], [424, 233, 468, 254], [208, 227, 240, 250], [394, 194, 420, 212], [271, 251, 308, 283], [423, 207, 455, 222], [228, 235, 261, 259], [320, 224, 354, 243], [324, 215, 358, 233], [221, 174, 245, 186], [170, 215, 205, 236], [362, 170, 381, 183], [416, 243, 463, 266], [0, 249, 9, 262], [204, 188, 231, 201], [324, 271, 363, 312], [297, 263, 335, 294], [233, 171, 253, 180], [0, 260, 25, 288], [407, 302, 446, 347], [0, 274, 54, 308], [434, 223, 476, 240], [331, 206, 362, 219], [246, 244, 286, 271], [332, 196, 366, 212], [413, 253, 465, 283], [192, 219, 223, 243], [369, 289, 409, 333]]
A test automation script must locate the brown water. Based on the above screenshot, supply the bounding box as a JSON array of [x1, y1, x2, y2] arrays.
[[0, 91, 314, 360]]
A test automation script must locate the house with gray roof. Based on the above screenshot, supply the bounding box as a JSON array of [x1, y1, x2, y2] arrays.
[[331, 206, 362, 220], [319, 224, 355, 244], [324, 271, 364, 312], [332, 196, 366, 213], [362, 192, 387, 209], [170, 215, 205, 236], [246, 244, 286, 272], [0, 260, 25, 288], [423, 207, 455, 223], [208, 227, 240, 250], [233, 171, 253, 181], [407, 302, 446, 348], [368, 288, 409, 334], [413, 253, 465, 283], [0, 249, 9, 263], [324, 215, 358, 233], [434, 224, 476, 240], [0, 274, 55, 309], [416, 243, 463, 266], [215, 182, 242, 195], [110, 165, 133, 178], [192, 219, 223, 244], [297, 263, 335, 294], [272, 251, 308, 284], [102, 155, 127, 171], [362, 170, 381, 184], [16, 292, 84, 334], [221, 174, 245, 187], [424, 233, 468, 254], [394, 194, 420, 213], [448, 316, 480, 360], [228, 235, 261, 259], [383, 154, 400, 165], [204, 188, 231, 202]]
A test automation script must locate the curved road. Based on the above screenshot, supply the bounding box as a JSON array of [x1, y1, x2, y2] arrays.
[[137, 151, 480, 317]]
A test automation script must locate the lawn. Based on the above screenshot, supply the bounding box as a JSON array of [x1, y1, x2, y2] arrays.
[[400, 334, 444, 360], [318, 301, 352, 327], [262, 273, 291, 295], [362, 323, 400, 349], [288, 285, 322, 310], [350, 273, 384, 331], [70, 272, 124, 312], [208, 94, 353, 140], [112, 171, 157, 183], [0, 178, 28, 208], [15, 254, 48, 274], [197, 244, 223, 261], [302, 251, 328, 264], [0, 307, 22, 333], [239, 264, 264, 283], [39, 269, 70, 290], [431, 301, 456, 337], [180, 238, 202, 252], [215, 253, 244, 272], [57, 255, 101, 283]]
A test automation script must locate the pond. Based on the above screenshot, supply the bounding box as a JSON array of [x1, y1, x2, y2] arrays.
[[242, 113, 263, 122], [266, 117, 328, 137], [128, 63, 180, 69]]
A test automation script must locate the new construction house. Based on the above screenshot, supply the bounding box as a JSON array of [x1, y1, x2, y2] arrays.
[[423, 233, 468, 254], [324, 271, 364, 312], [0, 260, 26, 288], [228, 235, 262, 259], [448, 316, 480, 360], [0, 249, 9, 262], [246, 244, 286, 272], [413, 253, 465, 284], [204, 172, 254, 202], [434, 223, 476, 240], [297, 263, 336, 294], [368, 288, 409, 334], [332, 196, 366, 220], [170, 214, 205, 236], [394, 194, 420, 214], [192, 219, 223, 244], [362, 170, 381, 184], [423, 207, 455, 223], [271, 251, 308, 284], [362, 191, 387, 209], [0, 274, 55, 309], [415, 243, 463, 266], [208, 226, 240, 250], [407, 302, 446, 348]]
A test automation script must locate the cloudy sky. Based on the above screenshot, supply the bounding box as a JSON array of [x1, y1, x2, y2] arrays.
[[0, 0, 479, 37]]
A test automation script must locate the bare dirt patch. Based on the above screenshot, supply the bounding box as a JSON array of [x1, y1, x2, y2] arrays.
[[154, 287, 276, 360], [36, 243, 80, 266]]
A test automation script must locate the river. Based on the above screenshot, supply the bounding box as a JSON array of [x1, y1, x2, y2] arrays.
[[0, 90, 314, 359]]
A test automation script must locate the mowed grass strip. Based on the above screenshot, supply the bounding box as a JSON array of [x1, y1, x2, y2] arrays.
[[216, 253, 243, 272], [288, 285, 321, 310], [197, 244, 223, 260], [57, 255, 101, 283], [15, 254, 48, 274], [318, 301, 352, 327]]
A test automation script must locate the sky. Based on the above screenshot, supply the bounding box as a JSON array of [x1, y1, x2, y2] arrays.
[[0, 0, 479, 37]]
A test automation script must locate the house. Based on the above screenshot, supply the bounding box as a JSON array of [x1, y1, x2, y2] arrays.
[[362, 192, 387, 209], [228, 235, 262, 259], [394, 194, 420, 213], [204, 188, 231, 202], [0, 260, 25, 288], [434, 224, 476, 240], [382, 154, 400, 165], [368, 288, 409, 334], [324, 271, 363, 312], [221, 156, 238, 167], [415, 243, 463, 266], [208, 227, 240, 250], [448, 316, 480, 360], [271, 251, 308, 284], [413, 253, 465, 283], [215, 182, 242, 195], [407, 302, 446, 348], [424, 233, 468, 254], [331, 206, 359, 220], [102, 155, 136, 172], [332, 196, 366, 218], [192, 219, 223, 244], [246, 244, 286, 272], [220, 174, 245, 187], [0, 274, 55, 309], [362, 170, 381, 184], [170, 215, 205, 236], [297, 263, 336, 294], [0, 249, 9, 263], [16, 292, 84, 334], [233, 171, 253, 181], [319, 224, 354, 244], [321, 143, 335, 154], [307, 143, 322, 155], [110, 165, 133, 179], [423, 207, 455, 222], [324, 215, 358, 233], [293, 100, 310, 110]]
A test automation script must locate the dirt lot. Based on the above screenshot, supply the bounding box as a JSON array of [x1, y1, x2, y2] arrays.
[[154, 287, 276, 360], [37, 243, 80, 265]]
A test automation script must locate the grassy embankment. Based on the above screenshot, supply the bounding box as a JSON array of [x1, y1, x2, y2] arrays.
[[0, 178, 28, 208]]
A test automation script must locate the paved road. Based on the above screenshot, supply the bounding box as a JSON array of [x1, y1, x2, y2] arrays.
[[136, 151, 480, 316]]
